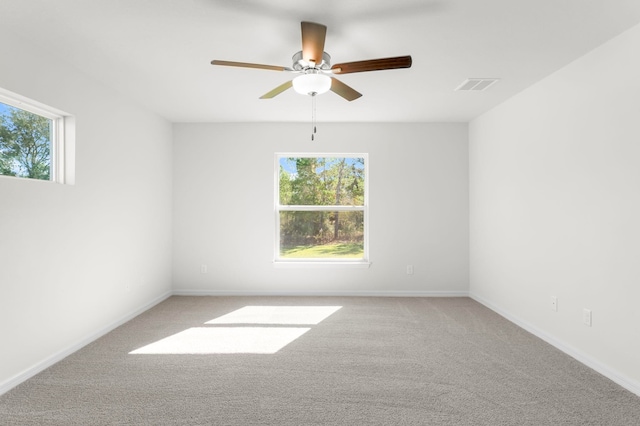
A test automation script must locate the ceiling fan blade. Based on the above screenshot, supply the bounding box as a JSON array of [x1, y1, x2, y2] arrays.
[[301, 21, 327, 64], [330, 78, 362, 102], [260, 81, 293, 99], [331, 55, 412, 74], [211, 60, 288, 72]]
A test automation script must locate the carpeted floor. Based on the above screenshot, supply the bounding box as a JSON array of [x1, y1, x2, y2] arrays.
[[1, 296, 639, 425]]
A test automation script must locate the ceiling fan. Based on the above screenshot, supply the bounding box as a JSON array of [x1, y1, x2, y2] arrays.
[[211, 21, 412, 101]]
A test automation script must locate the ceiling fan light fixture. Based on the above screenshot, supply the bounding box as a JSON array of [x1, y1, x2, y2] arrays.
[[292, 73, 331, 96]]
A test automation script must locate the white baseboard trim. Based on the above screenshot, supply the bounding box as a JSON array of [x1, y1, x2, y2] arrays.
[[172, 289, 470, 298], [469, 292, 640, 397], [0, 291, 172, 396]]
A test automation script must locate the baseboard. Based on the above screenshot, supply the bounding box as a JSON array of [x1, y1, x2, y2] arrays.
[[0, 291, 172, 396], [469, 292, 640, 397], [172, 289, 470, 297]]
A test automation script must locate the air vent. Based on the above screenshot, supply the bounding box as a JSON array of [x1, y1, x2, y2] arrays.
[[455, 78, 499, 91]]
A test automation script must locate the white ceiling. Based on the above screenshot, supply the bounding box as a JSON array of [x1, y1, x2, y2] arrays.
[[2, 0, 640, 123]]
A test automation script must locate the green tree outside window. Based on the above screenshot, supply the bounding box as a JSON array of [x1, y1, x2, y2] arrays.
[[0, 102, 52, 181]]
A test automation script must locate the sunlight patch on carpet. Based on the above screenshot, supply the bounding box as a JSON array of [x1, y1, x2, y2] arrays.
[[129, 327, 310, 354], [205, 305, 342, 325], [129, 305, 341, 355]]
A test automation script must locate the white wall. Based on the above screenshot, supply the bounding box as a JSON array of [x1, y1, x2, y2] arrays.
[[469, 24, 640, 393], [173, 122, 468, 295], [0, 31, 173, 390]]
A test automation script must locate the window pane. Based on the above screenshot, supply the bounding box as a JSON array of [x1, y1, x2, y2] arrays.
[[0, 101, 52, 180], [279, 211, 364, 259], [279, 157, 365, 206]]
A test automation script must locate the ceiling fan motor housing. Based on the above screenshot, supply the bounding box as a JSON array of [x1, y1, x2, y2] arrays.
[[292, 51, 332, 71]]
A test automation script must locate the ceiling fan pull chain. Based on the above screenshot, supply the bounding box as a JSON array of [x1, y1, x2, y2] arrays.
[[311, 94, 317, 141]]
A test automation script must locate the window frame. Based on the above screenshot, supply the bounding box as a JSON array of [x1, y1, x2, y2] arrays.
[[0, 88, 73, 184], [274, 152, 370, 268]]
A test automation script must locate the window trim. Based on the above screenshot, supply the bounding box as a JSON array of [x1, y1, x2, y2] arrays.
[[274, 152, 370, 268], [0, 88, 74, 185]]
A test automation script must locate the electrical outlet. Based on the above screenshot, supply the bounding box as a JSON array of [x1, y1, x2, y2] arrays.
[[406, 265, 414, 275], [583, 308, 592, 327], [550, 296, 558, 312], [200, 264, 208, 274], [125, 283, 131, 293]]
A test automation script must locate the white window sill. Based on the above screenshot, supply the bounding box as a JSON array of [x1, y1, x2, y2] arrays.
[[273, 261, 372, 269]]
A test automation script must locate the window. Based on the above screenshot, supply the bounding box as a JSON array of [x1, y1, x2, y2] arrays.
[[275, 153, 369, 265], [0, 89, 72, 184]]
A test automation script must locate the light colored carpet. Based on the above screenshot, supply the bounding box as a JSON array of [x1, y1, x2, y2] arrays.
[[1, 296, 639, 425]]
